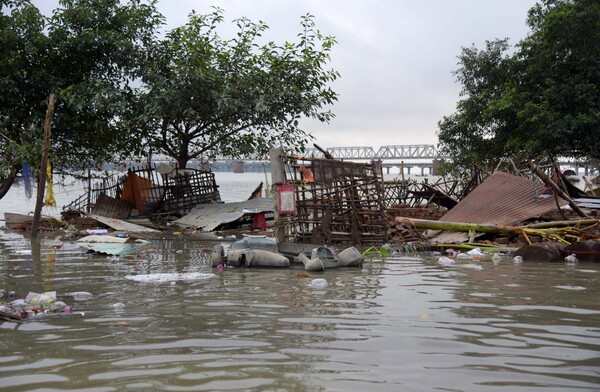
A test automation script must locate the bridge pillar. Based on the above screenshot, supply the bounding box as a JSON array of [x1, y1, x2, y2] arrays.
[[232, 160, 245, 173], [373, 160, 383, 177], [421, 167, 425, 176], [432, 159, 443, 176]]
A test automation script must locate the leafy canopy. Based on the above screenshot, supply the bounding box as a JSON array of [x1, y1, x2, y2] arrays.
[[0, 0, 162, 197], [437, 0, 600, 174], [0, 2, 339, 200], [138, 8, 339, 167]]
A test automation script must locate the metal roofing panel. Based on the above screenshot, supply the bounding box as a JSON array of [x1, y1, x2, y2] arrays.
[[85, 213, 160, 232], [439, 171, 567, 226], [174, 198, 275, 231]]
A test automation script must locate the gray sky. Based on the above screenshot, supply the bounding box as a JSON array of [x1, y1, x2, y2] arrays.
[[34, 0, 538, 148]]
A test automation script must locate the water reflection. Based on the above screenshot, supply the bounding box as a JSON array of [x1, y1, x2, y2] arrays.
[[1, 233, 599, 391]]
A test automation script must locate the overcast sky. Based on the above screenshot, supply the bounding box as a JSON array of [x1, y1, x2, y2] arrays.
[[34, 0, 538, 149]]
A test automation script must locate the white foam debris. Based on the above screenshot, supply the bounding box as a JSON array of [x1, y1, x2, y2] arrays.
[[310, 278, 328, 288], [125, 273, 215, 283]]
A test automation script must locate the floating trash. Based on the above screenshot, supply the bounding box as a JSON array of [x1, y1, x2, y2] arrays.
[[564, 253, 578, 264], [554, 285, 586, 291], [25, 291, 56, 306], [454, 263, 484, 270], [1, 291, 77, 323], [67, 291, 94, 301], [125, 272, 215, 283], [438, 256, 455, 265], [513, 256, 524, 264], [310, 278, 328, 288], [466, 247, 484, 257]]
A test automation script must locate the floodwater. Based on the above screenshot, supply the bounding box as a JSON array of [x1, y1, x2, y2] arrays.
[[1, 172, 600, 391]]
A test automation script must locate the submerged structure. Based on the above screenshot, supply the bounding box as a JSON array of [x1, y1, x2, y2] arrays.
[[65, 164, 221, 218]]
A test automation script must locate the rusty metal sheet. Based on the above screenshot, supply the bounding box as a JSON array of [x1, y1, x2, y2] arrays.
[[92, 193, 132, 219], [439, 171, 567, 226]]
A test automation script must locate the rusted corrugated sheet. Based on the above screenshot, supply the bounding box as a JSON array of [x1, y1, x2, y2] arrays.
[[92, 193, 132, 219], [439, 171, 567, 226]]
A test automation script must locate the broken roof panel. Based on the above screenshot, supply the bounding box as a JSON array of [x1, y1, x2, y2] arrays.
[[439, 171, 567, 226], [174, 198, 274, 231], [85, 213, 160, 232]]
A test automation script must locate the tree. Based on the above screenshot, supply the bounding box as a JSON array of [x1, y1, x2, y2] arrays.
[[0, 0, 48, 198], [138, 8, 339, 168], [0, 0, 162, 199], [438, 0, 600, 174]]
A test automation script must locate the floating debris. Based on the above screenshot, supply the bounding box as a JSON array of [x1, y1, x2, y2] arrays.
[[125, 273, 215, 283]]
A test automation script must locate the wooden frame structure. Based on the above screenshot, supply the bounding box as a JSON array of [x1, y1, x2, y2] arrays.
[[64, 165, 221, 217], [276, 154, 388, 245]]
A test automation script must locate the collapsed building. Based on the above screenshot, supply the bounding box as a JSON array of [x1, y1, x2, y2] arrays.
[[64, 164, 221, 222]]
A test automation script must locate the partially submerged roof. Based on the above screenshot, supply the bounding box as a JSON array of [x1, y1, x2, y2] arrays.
[[431, 171, 568, 243], [440, 171, 567, 225], [77, 234, 152, 256], [174, 198, 274, 231]]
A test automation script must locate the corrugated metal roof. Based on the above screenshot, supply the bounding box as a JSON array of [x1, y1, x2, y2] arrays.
[[174, 198, 274, 231], [439, 171, 567, 226], [85, 213, 160, 232]]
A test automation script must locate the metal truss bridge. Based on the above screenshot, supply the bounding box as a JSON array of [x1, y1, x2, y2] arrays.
[[151, 144, 444, 163], [149, 145, 447, 174], [304, 144, 446, 160]]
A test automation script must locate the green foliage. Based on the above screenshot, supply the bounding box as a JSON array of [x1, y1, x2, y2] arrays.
[[0, 2, 339, 198], [138, 8, 339, 167], [438, 0, 600, 174], [0, 0, 162, 189]]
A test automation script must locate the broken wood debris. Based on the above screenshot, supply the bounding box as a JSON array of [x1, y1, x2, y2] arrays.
[[272, 150, 388, 246], [65, 164, 221, 218]]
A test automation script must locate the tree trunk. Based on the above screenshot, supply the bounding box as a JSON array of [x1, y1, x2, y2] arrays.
[[31, 93, 57, 238], [527, 161, 590, 218], [0, 165, 20, 200], [177, 157, 189, 169]]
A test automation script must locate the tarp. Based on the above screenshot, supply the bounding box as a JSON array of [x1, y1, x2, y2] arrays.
[[174, 198, 275, 231]]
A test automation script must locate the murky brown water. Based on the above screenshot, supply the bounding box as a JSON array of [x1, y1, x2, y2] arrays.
[[1, 230, 599, 392], [1, 172, 600, 391]]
